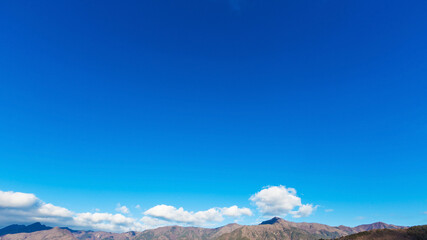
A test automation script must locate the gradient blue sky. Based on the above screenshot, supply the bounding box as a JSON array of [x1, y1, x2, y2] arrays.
[[0, 0, 426, 230]]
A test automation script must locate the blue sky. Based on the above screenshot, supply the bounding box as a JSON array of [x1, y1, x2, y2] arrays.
[[0, 0, 426, 231]]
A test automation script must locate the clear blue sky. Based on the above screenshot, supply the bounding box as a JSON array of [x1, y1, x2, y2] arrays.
[[0, 0, 426, 230]]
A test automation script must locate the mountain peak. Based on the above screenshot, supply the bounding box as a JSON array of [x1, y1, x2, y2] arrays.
[[260, 217, 286, 225], [28, 222, 43, 227]]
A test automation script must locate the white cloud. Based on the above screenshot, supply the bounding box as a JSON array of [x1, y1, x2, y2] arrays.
[[135, 204, 141, 209], [144, 205, 221, 225], [0, 191, 38, 208], [325, 209, 334, 213], [0, 189, 253, 232], [250, 185, 316, 218], [115, 203, 130, 214], [144, 204, 252, 226]]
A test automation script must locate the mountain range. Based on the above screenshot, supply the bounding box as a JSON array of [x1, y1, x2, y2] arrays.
[[0, 217, 412, 240]]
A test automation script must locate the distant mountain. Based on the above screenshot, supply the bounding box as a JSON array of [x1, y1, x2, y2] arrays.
[[352, 222, 406, 232], [0, 222, 51, 236], [0, 217, 409, 240], [337, 225, 427, 240], [335, 222, 406, 235]]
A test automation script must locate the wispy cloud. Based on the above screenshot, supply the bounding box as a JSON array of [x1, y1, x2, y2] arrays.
[[115, 203, 130, 214]]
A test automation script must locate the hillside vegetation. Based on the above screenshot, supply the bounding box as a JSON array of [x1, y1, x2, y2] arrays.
[[337, 225, 427, 240]]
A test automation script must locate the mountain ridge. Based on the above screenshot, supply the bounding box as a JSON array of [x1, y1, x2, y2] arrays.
[[0, 217, 408, 240], [0, 222, 52, 236]]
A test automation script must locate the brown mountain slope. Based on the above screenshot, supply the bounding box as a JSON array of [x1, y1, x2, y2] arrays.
[[217, 224, 321, 240], [352, 222, 406, 233], [216, 217, 409, 240], [0, 227, 76, 240], [262, 217, 349, 237], [133, 223, 242, 240], [217, 217, 347, 240], [72, 230, 137, 240], [335, 222, 406, 235], [337, 225, 427, 240]]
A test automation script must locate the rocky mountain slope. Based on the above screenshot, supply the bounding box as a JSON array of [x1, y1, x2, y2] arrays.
[[0, 217, 408, 240], [217, 217, 348, 240], [0, 227, 75, 240]]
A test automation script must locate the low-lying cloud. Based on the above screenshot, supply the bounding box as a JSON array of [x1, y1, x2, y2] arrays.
[[144, 204, 252, 226]]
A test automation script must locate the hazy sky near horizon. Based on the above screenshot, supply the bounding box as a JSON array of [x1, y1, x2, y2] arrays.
[[1, 0, 427, 231]]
